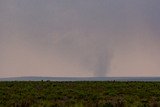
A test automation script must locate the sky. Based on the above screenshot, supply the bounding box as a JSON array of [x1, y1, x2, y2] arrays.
[[0, 0, 160, 77]]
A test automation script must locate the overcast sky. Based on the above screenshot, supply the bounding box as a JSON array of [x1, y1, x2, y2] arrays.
[[0, 0, 160, 77]]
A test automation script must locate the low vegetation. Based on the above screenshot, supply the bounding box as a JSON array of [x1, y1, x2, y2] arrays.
[[0, 81, 160, 107]]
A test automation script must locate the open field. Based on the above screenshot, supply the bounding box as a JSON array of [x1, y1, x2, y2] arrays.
[[0, 81, 160, 107]]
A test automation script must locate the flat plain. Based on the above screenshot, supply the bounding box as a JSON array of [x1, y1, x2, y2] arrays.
[[0, 81, 160, 107]]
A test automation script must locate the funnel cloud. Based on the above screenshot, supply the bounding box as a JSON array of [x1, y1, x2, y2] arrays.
[[0, 0, 160, 77]]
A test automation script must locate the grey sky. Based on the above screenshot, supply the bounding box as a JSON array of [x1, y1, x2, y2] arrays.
[[0, 0, 160, 77]]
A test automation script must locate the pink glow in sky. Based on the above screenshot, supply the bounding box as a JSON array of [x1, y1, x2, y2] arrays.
[[0, 0, 160, 77]]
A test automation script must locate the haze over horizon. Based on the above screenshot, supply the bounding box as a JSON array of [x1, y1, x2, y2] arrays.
[[0, 0, 160, 78]]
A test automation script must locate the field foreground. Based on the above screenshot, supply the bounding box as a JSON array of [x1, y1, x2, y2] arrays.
[[0, 81, 160, 107]]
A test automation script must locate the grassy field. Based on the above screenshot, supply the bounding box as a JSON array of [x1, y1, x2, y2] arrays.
[[0, 81, 160, 107]]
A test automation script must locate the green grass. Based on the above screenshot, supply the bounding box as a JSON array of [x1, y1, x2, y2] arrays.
[[0, 81, 160, 107]]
